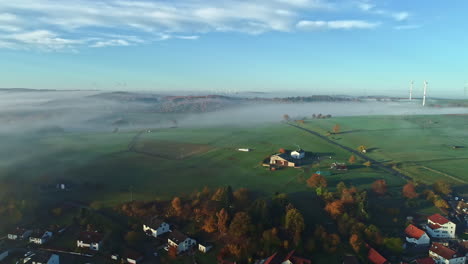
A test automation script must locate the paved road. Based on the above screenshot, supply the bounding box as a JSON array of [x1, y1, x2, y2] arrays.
[[287, 123, 412, 181]]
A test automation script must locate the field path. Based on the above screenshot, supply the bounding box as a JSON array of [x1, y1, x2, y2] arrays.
[[419, 166, 467, 184], [287, 123, 412, 181]]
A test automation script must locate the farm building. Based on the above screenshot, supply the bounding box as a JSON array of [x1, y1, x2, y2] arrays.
[[331, 162, 348, 171], [269, 149, 307, 168], [291, 149, 305, 159], [198, 243, 213, 253]]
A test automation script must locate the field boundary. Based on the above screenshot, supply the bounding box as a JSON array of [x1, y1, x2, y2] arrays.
[[419, 166, 467, 184]]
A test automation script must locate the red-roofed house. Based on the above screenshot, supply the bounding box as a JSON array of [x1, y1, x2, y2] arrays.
[[426, 214, 456, 238], [263, 250, 311, 264], [413, 257, 435, 264], [405, 224, 430, 245], [368, 248, 389, 264], [429, 242, 466, 264]]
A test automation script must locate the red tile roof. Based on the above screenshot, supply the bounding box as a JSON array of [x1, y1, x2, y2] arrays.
[[405, 224, 426, 239], [368, 248, 388, 264], [414, 257, 435, 264], [430, 243, 457, 260], [264, 250, 311, 264], [428, 223, 442, 230], [428, 214, 450, 225]]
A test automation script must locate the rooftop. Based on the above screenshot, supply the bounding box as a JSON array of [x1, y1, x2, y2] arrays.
[[428, 214, 450, 225], [168, 230, 189, 244], [78, 231, 103, 244], [430, 243, 458, 260], [368, 248, 388, 264], [405, 224, 426, 239]]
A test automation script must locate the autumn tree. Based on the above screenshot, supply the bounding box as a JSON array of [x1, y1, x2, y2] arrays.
[[372, 180, 387, 195], [202, 215, 217, 233], [285, 208, 305, 246], [364, 225, 383, 245], [434, 197, 449, 208], [341, 188, 356, 204], [216, 208, 229, 234], [229, 212, 252, 239], [171, 197, 182, 215], [279, 148, 286, 154], [296, 120, 305, 125], [262, 228, 282, 254], [336, 182, 347, 195], [333, 124, 340, 134], [348, 155, 356, 164], [363, 161, 372, 167], [402, 182, 418, 199], [325, 200, 344, 218], [307, 174, 327, 188], [283, 114, 290, 121], [349, 233, 363, 253], [433, 181, 452, 195]]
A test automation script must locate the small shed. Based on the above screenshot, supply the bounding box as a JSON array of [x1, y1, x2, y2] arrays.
[[198, 243, 213, 253]]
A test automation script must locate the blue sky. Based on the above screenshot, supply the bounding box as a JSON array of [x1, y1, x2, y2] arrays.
[[0, 0, 467, 97]]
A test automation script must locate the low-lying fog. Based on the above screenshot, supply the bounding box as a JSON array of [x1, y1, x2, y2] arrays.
[[1, 89, 467, 133]]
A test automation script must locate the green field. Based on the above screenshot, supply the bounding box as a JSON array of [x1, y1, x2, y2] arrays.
[[301, 115, 468, 192]]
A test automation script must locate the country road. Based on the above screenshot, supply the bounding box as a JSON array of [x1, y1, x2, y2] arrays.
[[287, 123, 412, 182]]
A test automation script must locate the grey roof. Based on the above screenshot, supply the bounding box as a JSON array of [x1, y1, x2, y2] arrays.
[[168, 230, 189, 244]]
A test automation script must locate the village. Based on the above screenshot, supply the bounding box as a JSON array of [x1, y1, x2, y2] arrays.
[[1, 144, 468, 264]]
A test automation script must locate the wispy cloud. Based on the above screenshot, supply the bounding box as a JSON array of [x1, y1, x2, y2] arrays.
[[357, 1, 410, 22], [394, 24, 421, 30], [0, 0, 411, 51], [297, 20, 379, 30]]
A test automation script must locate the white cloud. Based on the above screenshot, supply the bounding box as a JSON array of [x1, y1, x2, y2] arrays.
[[394, 24, 421, 30], [0, 0, 409, 50], [297, 20, 379, 30], [392, 12, 409, 21], [90, 39, 130, 48]]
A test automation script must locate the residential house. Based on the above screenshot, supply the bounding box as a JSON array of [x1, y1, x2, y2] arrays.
[[198, 243, 212, 253], [429, 242, 466, 264], [124, 250, 143, 264], [8, 227, 32, 240], [405, 224, 430, 246], [413, 258, 435, 264], [168, 230, 196, 254], [367, 248, 389, 264], [77, 231, 103, 251], [263, 250, 311, 264], [29, 230, 53, 245], [426, 214, 456, 238], [143, 217, 170, 238], [23, 252, 59, 264]]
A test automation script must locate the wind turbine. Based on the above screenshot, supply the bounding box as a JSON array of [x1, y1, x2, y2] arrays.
[[422, 81, 428, 106], [409, 81, 414, 101]]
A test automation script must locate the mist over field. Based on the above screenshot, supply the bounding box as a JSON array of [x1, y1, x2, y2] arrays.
[[1, 89, 468, 133]]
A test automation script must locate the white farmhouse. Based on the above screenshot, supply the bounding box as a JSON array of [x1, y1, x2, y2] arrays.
[[405, 224, 430, 246], [429, 243, 466, 264], [168, 230, 196, 254], [77, 231, 103, 251], [29, 231, 53, 245], [8, 228, 32, 240], [291, 149, 305, 159], [426, 214, 456, 239], [143, 217, 170, 238]]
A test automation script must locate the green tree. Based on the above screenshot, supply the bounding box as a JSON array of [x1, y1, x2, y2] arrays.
[[383, 237, 403, 255], [285, 208, 305, 246], [229, 212, 252, 239]]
